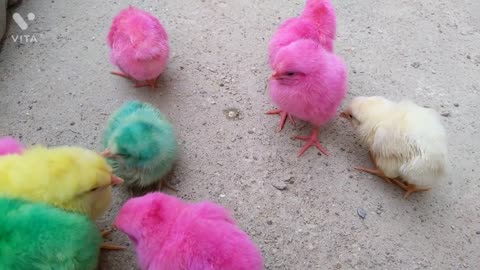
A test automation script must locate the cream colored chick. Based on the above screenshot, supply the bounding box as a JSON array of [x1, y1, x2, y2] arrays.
[[340, 96, 448, 198]]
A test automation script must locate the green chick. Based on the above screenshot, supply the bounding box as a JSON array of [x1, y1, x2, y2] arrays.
[[0, 197, 102, 270], [102, 101, 178, 190]]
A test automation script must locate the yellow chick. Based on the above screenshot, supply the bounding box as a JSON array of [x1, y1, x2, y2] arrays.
[[0, 145, 123, 219], [340, 96, 448, 198]]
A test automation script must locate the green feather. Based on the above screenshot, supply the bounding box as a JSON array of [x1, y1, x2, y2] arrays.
[[103, 101, 178, 187], [0, 197, 101, 270]]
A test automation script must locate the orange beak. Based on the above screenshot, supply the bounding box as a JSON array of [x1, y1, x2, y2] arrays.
[[101, 149, 114, 158], [270, 72, 280, 80], [111, 174, 124, 186], [339, 111, 349, 119]]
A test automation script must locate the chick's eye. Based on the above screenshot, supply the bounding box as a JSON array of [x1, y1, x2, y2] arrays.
[[286, 72, 295, 76]]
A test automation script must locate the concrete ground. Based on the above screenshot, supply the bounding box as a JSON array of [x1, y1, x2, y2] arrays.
[[1, 0, 479, 269]]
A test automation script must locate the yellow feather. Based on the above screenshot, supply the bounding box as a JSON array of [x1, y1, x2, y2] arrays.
[[0, 146, 113, 219]]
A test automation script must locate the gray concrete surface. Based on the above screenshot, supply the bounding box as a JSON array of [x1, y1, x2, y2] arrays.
[[1, 0, 479, 269]]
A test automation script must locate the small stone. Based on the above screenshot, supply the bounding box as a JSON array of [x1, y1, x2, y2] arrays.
[[36, 127, 42, 131], [224, 108, 241, 120], [357, 207, 367, 219], [70, 122, 75, 126], [266, 220, 273, 225], [219, 83, 225, 87], [219, 194, 226, 198], [441, 112, 451, 117], [454, 103, 459, 107], [411, 62, 421, 68], [475, 231, 480, 235], [272, 182, 287, 191], [248, 129, 254, 134]]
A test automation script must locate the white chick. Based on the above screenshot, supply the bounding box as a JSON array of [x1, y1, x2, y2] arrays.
[[340, 96, 448, 198]]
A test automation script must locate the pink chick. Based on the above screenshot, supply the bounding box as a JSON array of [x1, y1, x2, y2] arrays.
[[0, 137, 24, 156], [269, 39, 347, 157], [114, 193, 264, 270], [269, 0, 337, 65], [267, 0, 338, 132], [107, 6, 169, 89]]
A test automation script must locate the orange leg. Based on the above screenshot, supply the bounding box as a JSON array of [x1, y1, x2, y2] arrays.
[[293, 127, 329, 157], [355, 167, 391, 184], [266, 109, 296, 132], [135, 78, 159, 90], [355, 166, 430, 198], [100, 229, 125, 251], [110, 71, 131, 79]]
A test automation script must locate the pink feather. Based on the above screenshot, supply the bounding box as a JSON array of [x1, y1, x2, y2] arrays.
[[107, 6, 169, 81], [269, 40, 347, 126], [0, 137, 24, 156], [114, 193, 264, 270], [268, 0, 346, 127], [268, 0, 337, 66]]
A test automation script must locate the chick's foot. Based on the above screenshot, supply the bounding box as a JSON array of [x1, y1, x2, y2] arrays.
[[293, 127, 329, 157], [355, 167, 430, 198], [134, 78, 158, 89], [100, 229, 125, 251], [393, 180, 431, 199], [266, 109, 296, 131]]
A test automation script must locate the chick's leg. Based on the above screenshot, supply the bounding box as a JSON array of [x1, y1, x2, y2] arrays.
[[110, 71, 131, 79], [389, 180, 431, 199], [135, 78, 159, 89], [293, 127, 329, 157], [100, 229, 125, 251], [266, 109, 296, 131], [400, 183, 430, 199], [355, 167, 392, 184], [356, 167, 430, 198]]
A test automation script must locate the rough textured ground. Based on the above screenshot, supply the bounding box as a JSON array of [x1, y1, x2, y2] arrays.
[[1, 0, 479, 269]]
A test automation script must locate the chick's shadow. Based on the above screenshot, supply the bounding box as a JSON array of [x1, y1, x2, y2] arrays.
[[122, 164, 179, 198]]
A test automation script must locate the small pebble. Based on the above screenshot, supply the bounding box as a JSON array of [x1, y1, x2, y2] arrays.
[[476, 231, 480, 235], [411, 62, 421, 68], [272, 182, 287, 191], [70, 122, 75, 126], [357, 207, 367, 219], [267, 220, 273, 225], [454, 103, 459, 107], [441, 112, 451, 117]]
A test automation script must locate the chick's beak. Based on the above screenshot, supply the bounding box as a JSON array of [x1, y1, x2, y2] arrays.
[[111, 174, 124, 186], [270, 72, 280, 80], [101, 149, 114, 158], [339, 109, 352, 120]]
